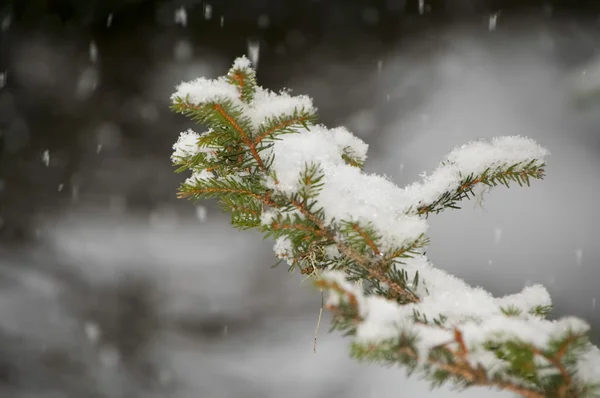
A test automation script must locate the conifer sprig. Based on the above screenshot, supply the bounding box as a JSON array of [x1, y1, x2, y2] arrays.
[[412, 160, 546, 217], [170, 56, 600, 397]]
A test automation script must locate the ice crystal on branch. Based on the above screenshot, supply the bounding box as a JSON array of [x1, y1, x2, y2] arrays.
[[170, 57, 600, 397]]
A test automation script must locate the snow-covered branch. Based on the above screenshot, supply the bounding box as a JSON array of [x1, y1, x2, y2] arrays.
[[170, 56, 600, 397]]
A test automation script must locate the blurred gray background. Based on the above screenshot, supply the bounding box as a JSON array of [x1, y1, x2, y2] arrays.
[[0, 0, 599, 397]]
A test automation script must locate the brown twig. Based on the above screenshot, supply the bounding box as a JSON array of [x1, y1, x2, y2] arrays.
[[177, 186, 265, 200]]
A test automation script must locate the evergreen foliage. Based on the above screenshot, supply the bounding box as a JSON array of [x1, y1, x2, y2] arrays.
[[170, 57, 600, 397]]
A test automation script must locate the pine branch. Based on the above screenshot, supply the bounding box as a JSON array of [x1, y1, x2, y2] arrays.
[[212, 103, 267, 171], [324, 274, 593, 397], [253, 110, 317, 145], [227, 57, 257, 103], [409, 160, 546, 217], [172, 98, 268, 172], [170, 57, 600, 397]]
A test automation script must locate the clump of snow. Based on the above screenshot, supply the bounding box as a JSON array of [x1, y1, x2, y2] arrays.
[[469, 348, 509, 377], [329, 126, 369, 163], [495, 284, 552, 315], [230, 55, 253, 71], [246, 87, 315, 131], [185, 170, 213, 185], [263, 123, 426, 252], [171, 128, 217, 163], [323, 244, 341, 260], [355, 296, 404, 342], [172, 77, 242, 106], [263, 125, 343, 194], [399, 136, 549, 213], [412, 324, 454, 365], [318, 166, 428, 252], [461, 316, 589, 350], [574, 344, 600, 384], [273, 237, 294, 266], [260, 209, 279, 226], [445, 136, 549, 177], [384, 255, 553, 328], [172, 129, 201, 161]]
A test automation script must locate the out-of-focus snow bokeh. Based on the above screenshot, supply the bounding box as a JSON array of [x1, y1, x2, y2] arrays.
[[0, 1, 599, 397]]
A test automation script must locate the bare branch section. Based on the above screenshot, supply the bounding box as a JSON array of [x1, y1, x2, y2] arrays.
[[170, 56, 600, 397]]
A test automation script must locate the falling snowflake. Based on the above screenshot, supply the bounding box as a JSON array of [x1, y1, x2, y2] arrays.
[[247, 40, 260, 70], [42, 150, 50, 167], [75, 67, 99, 99], [174, 6, 187, 27], [489, 13, 500, 31], [89, 41, 98, 63], [84, 321, 101, 343], [196, 205, 207, 222], [204, 4, 213, 20]]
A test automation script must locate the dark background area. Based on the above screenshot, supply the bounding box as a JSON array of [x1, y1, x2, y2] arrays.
[[2, 0, 600, 239], [0, 1, 599, 397]]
